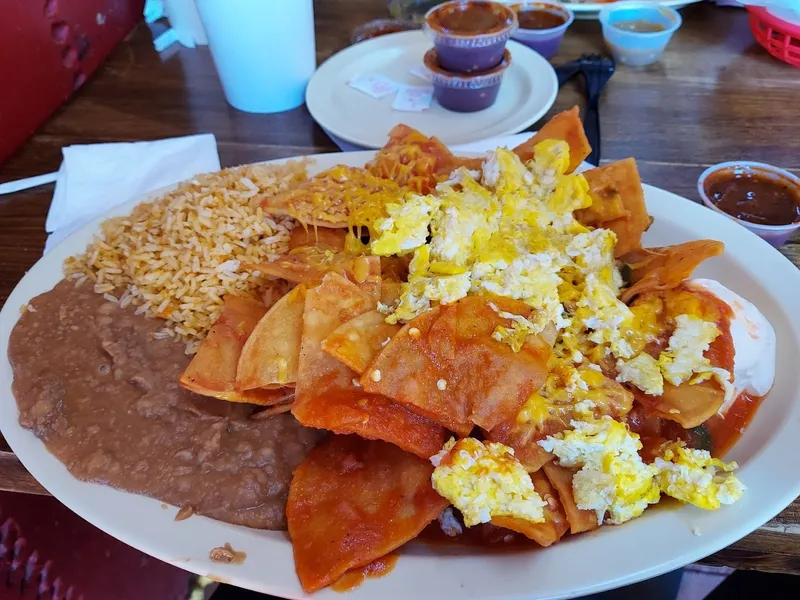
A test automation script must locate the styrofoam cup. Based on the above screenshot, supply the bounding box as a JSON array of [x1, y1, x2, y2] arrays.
[[196, 0, 316, 114]]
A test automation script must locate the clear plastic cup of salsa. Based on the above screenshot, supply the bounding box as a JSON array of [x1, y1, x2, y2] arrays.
[[424, 1, 517, 73], [599, 2, 681, 67], [698, 161, 800, 248]]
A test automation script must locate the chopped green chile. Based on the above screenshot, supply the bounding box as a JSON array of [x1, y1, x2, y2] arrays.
[[688, 424, 712, 452]]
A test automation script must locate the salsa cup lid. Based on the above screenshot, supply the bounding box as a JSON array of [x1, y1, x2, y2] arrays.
[[510, 1, 575, 35], [424, 0, 518, 47]]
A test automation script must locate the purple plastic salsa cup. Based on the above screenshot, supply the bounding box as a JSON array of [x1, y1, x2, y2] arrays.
[[424, 1, 518, 73], [510, 2, 574, 60], [424, 47, 512, 112]]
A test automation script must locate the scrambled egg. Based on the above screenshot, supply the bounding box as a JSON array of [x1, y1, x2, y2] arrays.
[[370, 194, 439, 256], [430, 437, 546, 527], [539, 419, 746, 525], [655, 442, 745, 510], [576, 274, 634, 358], [658, 314, 720, 386], [369, 141, 626, 350], [616, 353, 664, 396], [539, 416, 660, 525], [386, 245, 472, 324]]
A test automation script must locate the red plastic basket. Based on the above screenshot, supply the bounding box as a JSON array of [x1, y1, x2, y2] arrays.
[[747, 6, 800, 68]]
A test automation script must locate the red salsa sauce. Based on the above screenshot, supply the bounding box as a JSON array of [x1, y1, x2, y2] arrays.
[[626, 286, 761, 460], [427, 1, 515, 35], [331, 553, 399, 592], [629, 390, 765, 462], [517, 9, 566, 30], [705, 166, 800, 226]]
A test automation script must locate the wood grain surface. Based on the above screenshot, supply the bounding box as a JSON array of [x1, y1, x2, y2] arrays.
[[1, 1, 799, 574]]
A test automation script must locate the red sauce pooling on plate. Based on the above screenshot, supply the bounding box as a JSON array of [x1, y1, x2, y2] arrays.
[[705, 392, 765, 457], [331, 553, 399, 592], [428, 1, 515, 34], [705, 166, 800, 226], [518, 9, 566, 30]]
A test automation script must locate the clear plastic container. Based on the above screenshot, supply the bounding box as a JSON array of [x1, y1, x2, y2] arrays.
[[510, 2, 574, 60], [697, 161, 800, 248], [598, 2, 681, 67]]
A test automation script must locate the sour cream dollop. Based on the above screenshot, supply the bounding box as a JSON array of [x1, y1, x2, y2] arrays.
[[687, 278, 776, 414]]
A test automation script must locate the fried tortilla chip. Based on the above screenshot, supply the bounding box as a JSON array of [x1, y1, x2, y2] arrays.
[[367, 124, 466, 194], [180, 296, 280, 404], [640, 380, 725, 429], [542, 463, 599, 534], [620, 240, 725, 303], [244, 252, 382, 300], [362, 296, 552, 437], [513, 106, 591, 173], [487, 423, 556, 473], [491, 471, 569, 547], [321, 310, 401, 374], [293, 272, 445, 459], [288, 226, 347, 251], [578, 158, 649, 257], [235, 286, 305, 390], [261, 165, 406, 228], [287, 436, 448, 593], [249, 395, 296, 419], [380, 280, 403, 305]]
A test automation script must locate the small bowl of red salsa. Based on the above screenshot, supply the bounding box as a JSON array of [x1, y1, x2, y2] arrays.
[[510, 2, 574, 59], [698, 161, 800, 248], [424, 1, 517, 73]]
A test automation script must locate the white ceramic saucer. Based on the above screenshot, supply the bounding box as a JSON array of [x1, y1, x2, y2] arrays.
[[306, 31, 558, 148]]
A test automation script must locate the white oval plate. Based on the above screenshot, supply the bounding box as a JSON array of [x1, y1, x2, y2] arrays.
[[2, 150, 800, 600], [565, 0, 703, 19], [306, 31, 558, 149]]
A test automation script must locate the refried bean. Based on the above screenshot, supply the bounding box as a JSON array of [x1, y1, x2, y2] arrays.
[[9, 280, 323, 530]]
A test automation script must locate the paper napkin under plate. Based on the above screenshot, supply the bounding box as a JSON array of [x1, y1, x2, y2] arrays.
[[44, 134, 220, 253]]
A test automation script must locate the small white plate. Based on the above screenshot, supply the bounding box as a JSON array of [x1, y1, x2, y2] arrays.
[[2, 150, 800, 599], [306, 31, 558, 148], [565, 0, 703, 20]]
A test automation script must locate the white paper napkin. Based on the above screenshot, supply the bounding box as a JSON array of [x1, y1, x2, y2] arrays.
[[44, 134, 220, 253]]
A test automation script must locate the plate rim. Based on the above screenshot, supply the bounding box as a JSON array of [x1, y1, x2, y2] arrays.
[[564, 0, 702, 14], [2, 149, 800, 600], [305, 31, 558, 149]]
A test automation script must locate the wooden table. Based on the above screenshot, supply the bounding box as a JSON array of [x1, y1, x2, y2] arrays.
[[1, 0, 799, 576]]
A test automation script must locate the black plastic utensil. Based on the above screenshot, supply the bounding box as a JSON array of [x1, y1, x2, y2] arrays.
[[576, 53, 615, 167], [554, 60, 582, 88]]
